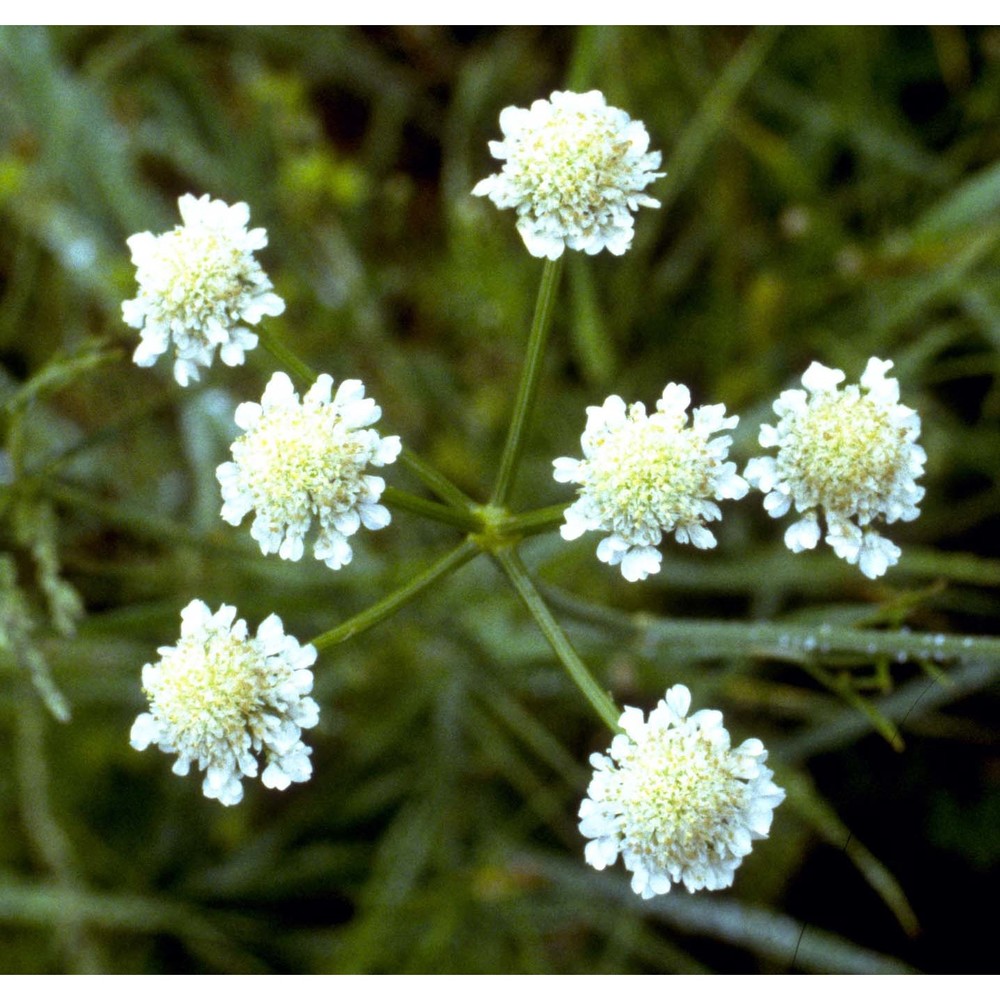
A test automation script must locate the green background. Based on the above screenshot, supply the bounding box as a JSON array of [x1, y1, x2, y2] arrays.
[[0, 26, 998, 973]]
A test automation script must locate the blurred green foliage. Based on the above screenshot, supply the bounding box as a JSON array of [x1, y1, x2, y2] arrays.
[[0, 25, 998, 973]]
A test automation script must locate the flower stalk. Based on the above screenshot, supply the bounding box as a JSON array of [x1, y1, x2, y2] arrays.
[[311, 538, 481, 650], [256, 326, 317, 385], [381, 487, 483, 532], [494, 547, 619, 731], [491, 256, 564, 507], [496, 503, 569, 538]]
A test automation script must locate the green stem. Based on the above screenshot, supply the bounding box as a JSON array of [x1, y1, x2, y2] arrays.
[[256, 327, 317, 384], [494, 548, 620, 731], [310, 539, 480, 651], [498, 503, 569, 538], [545, 585, 1000, 664], [490, 257, 564, 507], [795, 658, 903, 751], [397, 448, 477, 510], [382, 486, 482, 532]]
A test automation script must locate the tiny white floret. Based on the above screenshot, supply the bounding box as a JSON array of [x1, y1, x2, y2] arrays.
[[130, 600, 319, 806], [473, 90, 663, 259], [123, 194, 285, 386], [217, 372, 401, 570], [745, 358, 925, 579], [553, 384, 747, 581], [580, 684, 785, 897]]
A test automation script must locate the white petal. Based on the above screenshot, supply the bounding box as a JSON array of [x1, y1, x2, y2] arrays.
[[744, 456, 778, 492], [763, 490, 792, 517], [620, 545, 661, 581], [784, 516, 821, 552], [261, 371, 296, 408], [359, 503, 391, 531], [552, 456, 582, 483], [129, 713, 160, 750], [801, 361, 844, 392]]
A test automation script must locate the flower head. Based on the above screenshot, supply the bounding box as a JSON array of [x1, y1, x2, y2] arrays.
[[217, 372, 401, 570], [472, 90, 663, 259], [744, 358, 926, 579], [553, 384, 748, 581], [122, 194, 285, 386], [580, 685, 785, 898], [130, 600, 319, 806]]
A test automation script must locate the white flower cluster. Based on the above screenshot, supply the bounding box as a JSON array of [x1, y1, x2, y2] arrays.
[[473, 90, 663, 259], [744, 358, 926, 579], [122, 192, 413, 808], [123, 194, 284, 386], [553, 385, 747, 581], [580, 685, 785, 897], [130, 600, 319, 806], [217, 372, 401, 570]]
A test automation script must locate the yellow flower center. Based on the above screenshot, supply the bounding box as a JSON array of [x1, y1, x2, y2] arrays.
[[586, 412, 715, 535], [236, 406, 369, 516], [612, 728, 746, 868], [782, 390, 908, 514], [146, 630, 264, 750], [516, 109, 631, 224], [151, 227, 252, 321]]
